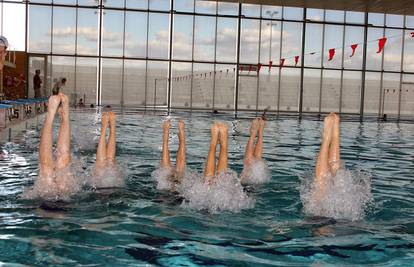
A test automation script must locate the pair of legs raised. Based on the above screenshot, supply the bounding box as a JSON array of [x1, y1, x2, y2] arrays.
[[39, 93, 71, 187], [96, 111, 117, 168], [315, 112, 341, 188], [243, 118, 265, 168], [160, 120, 186, 182], [204, 122, 228, 184]]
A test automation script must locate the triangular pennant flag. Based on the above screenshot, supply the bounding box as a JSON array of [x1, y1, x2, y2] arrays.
[[377, 37, 387, 53], [350, 44, 358, 57], [268, 60, 273, 71], [279, 58, 285, 68], [257, 63, 262, 72], [328, 48, 335, 61], [294, 56, 299, 66], [411, 32, 414, 38]]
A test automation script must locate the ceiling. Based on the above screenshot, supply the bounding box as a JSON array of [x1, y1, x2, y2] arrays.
[[216, 0, 414, 15]]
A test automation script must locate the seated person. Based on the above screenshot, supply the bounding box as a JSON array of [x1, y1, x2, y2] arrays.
[[78, 98, 85, 108]]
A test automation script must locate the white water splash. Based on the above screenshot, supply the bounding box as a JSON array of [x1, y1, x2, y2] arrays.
[[152, 166, 197, 191], [300, 168, 373, 221], [240, 159, 271, 185], [88, 164, 125, 189], [179, 170, 255, 213], [22, 157, 86, 201]]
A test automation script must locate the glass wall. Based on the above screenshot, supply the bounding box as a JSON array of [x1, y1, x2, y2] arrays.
[[0, 0, 413, 119]]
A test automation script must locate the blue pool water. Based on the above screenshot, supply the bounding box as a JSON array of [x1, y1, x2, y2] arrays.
[[0, 111, 414, 266]]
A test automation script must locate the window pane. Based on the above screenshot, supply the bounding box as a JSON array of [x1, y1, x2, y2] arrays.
[[261, 5, 282, 19], [51, 56, 75, 103], [386, 14, 404, 28], [282, 22, 302, 66], [77, 8, 99, 56], [173, 15, 193, 60], [216, 18, 237, 62], [303, 69, 321, 112], [258, 65, 279, 111], [29, 5, 51, 53], [238, 70, 258, 110], [214, 64, 235, 110], [104, 0, 124, 8], [343, 26, 364, 69], [364, 72, 381, 115], [383, 29, 403, 71], [171, 62, 192, 108], [53, 7, 76, 54], [279, 68, 300, 112], [126, 0, 147, 9], [123, 60, 146, 106], [150, 0, 169, 11], [102, 10, 124, 57], [76, 57, 97, 105], [175, 0, 194, 12], [325, 9, 344, 23], [368, 13, 384, 26], [406, 15, 414, 28], [240, 19, 260, 64], [218, 2, 238, 16], [125, 11, 147, 58], [260, 20, 281, 65], [341, 71, 361, 113], [192, 63, 214, 109], [3, 3, 25, 51], [306, 9, 323, 21], [148, 13, 169, 59], [147, 61, 168, 108], [194, 16, 215, 61], [323, 25, 343, 69], [304, 23, 323, 67], [346, 11, 365, 24], [403, 30, 414, 72], [400, 74, 414, 117], [283, 7, 303, 20], [382, 73, 400, 117], [54, 0, 77, 5], [242, 4, 260, 18], [195, 0, 216, 14], [101, 59, 123, 105], [78, 0, 98, 6], [366, 28, 384, 70], [321, 70, 341, 113]]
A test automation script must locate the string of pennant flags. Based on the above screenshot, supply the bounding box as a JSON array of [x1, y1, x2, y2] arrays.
[[171, 31, 414, 82]]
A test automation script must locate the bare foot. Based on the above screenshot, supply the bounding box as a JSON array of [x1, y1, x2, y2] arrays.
[[101, 112, 109, 128], [163, 119, 171, 133], [250, 118, 260, 136], [58, 93, 70, 120], [178, 120, 185, 133], [322, 114, 334, 143], [331, 113, 340, 138], [217, 122, 228, 146], [48, 95, 61, 114], [210, 123, 220, 145], [108, 111, 116, 128]]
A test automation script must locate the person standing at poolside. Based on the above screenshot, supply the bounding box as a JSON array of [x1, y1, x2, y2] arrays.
[[33, 69, 42, 98]]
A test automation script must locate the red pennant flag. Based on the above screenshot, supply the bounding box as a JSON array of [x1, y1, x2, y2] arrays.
[[268, 60, 273, 71], [350, 44, 358, 57], [377, 37, 387, 53], [280, 58, 285, 68], [257, 63, 262, 72], [294, 56, 299, 66], [411, 32, 414, 37], [328, 48, 335, 61]]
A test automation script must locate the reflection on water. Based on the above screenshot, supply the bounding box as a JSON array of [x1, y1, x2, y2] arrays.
[[0, 111, 414, 266]]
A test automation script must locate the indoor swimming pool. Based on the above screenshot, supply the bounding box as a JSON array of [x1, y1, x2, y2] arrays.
[[0, 111, 413, 266]]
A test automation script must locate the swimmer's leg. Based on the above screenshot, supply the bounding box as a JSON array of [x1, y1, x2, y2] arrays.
[[328, 113, 341, 176], [55, 93, 71, 170], [244, 118, 259, 168], [96, 112, 108, 167], [217, 122, 228, 174], [161, 120, 172, 169], [106, 111, 116, 164], [175, 120, 186, 178], [254, 118, 265, 159], [39, 95, 60, 178], [315, 114, 334, 186], [204, 123, 219, 180]]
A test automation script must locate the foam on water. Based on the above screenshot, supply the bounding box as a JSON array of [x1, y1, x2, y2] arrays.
[[240, 159, 271, 184], [22, 157, 86, 201], [152, 166, 197, 191], [300, 168, 373, 221], [179, 170, 255, 213], [88, 164, 125, 189]]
